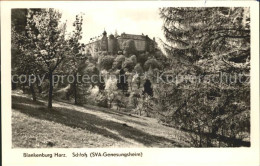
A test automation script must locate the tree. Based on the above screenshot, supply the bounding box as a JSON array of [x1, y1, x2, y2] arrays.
[[105, 77, 118, 108], [122, 57, 136, 72], [158, 7, 250, 146], [65, 13, 85, 105], [11, 9, 27, 35], [11, 35, 39, 101], [132, 64, 144, 90], [122, 39, 136, 56], [159, 7, 250, 66], [98, 55, 114, 71], [144, 58, 161, 71], [137, 52, 149, 67], [26, 9, 69, 108], [134, 63, 143, 75], [112, 55, 125, 69], [143, 79, 153, 97], [132, 72, 142, 89], [81, 62, 105, 91], [12, 9, 46, 100], [129, 90, 141, 108], [117, 69, 128, 94], [129, 55, 137, 64]]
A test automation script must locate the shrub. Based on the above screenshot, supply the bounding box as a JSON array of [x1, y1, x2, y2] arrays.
[[95, 92, 108, 108], [98, 55, 114, 70], [122, 58, 136, 72], [112, 55, 125, 69], [144, 58, 161, 71], [128, 91, 141, 109], [130, 55, 137, 64], [133, 63, 143, 74], [137, 52, 149, 67]]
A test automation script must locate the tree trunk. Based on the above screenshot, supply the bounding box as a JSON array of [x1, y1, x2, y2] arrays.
[[37, 85, 42, 93], [48, 72, 53, 109], [22, 83, 25, 93], [66, 91, 70, 100], [36, 77, 42, 93], [30, 84, 37, 102], [74, 73, 78, 105], [109, 98, 113, 108]]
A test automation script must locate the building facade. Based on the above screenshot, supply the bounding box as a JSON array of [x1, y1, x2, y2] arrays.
[[85, 30, 155, 56]]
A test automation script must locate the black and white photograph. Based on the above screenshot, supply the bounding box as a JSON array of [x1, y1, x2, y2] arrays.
[[10, 6, 252, 148], [1, 1, 260, 166]]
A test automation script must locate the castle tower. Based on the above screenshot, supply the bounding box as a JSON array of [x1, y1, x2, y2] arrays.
[[108, 34, 118, 55], [100, 30, 108, 51]]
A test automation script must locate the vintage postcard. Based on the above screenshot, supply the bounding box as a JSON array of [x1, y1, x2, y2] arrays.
[[1, 1, 259, 166]]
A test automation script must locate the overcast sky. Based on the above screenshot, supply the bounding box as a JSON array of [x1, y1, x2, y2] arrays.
[[59, 6, 164, 44]]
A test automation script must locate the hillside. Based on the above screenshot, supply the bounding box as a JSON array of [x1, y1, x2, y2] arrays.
[[12, 91, 190, 148]]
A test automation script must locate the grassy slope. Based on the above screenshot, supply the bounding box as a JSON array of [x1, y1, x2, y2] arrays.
[[12, 91, 190, 148]]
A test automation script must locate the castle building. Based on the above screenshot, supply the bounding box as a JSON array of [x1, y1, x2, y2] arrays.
[[85, 30, 155, 56]]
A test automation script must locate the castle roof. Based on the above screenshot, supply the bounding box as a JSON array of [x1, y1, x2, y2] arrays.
[[117, 33, 151, 41], [87, 31, 154, 45]]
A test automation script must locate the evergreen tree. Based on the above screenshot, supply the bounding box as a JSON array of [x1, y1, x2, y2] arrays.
[[158, 7, 250, 146], [143, 79, 153, 97], [117, 69, 128, 94]]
